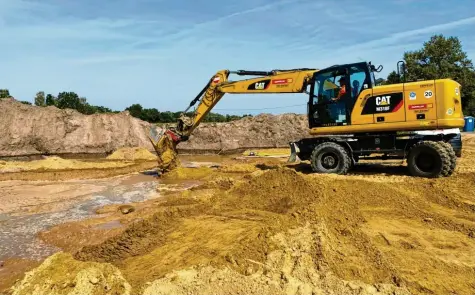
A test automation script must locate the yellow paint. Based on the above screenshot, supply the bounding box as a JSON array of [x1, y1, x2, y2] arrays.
[[310, 78, 465, 135]]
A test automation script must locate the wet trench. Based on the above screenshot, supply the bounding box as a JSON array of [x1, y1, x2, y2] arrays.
[[0, 173, 199, 261]]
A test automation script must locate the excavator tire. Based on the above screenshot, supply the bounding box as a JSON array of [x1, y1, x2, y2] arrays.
[[407, 141, 451, 178], [439, 141, 457, 176], [310, 142, 351, 175]]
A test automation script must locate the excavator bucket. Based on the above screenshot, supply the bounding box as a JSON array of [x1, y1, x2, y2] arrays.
[[148, 127, 180, 173]]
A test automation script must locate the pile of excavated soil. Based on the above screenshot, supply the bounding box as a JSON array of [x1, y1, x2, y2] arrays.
[[0, 99, 308, 157], [106, 147, 157, 161], [0, 156, 134, 173], [141, 225, 409, 295], [178, 113, 308, 152], [0, 98, 158, 157], [11, 252, 131, 295]]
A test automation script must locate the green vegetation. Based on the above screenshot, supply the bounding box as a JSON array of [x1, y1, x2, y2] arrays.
[[2, 34, 474, 118], [377, 34, 475, 115]]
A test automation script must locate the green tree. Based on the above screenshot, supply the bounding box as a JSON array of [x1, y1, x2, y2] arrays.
[[125, 104, 143, 118], [45, 94, 57, 106], [56, 91, 82, 110], [20, 101, 32, 105], [386, 71, 401, 84], [34, 91, 46, 106], [142, 108, 160, 122], [0, 89, 11, 99], [402, 34, 475, 115], [159, 111, 174, 123]]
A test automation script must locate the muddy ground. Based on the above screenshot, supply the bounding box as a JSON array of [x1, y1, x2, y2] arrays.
[[1, 139, 475, 295]]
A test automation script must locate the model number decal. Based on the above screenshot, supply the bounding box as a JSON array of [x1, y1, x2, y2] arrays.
[[361, 92, 404, 115], [424, 90, 433, 98]]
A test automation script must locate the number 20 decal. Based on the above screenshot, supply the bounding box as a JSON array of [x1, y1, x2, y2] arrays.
[[424, 90, 433, 98]]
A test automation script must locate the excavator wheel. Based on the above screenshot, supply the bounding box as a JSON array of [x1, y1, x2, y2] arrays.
[[438, 141, 457, 176], [310, 142, 351, 175], [407, 141, 451, 178]]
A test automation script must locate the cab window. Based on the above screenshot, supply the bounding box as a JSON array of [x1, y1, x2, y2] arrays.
[[310, 70, 348, 125], [349, 65, 370, 99]]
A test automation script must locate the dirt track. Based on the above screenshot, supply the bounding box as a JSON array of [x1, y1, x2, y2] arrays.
[[1, 138, 475, 295]]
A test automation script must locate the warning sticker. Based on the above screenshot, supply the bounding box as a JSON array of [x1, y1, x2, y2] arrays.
[[408, 104, 428, 110], [272, 78, 293, 84]]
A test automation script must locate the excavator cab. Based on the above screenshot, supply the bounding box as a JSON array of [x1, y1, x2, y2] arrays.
[[307, 62, 377, 129]]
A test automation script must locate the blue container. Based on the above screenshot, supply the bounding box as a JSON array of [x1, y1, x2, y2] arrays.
[[464, 116, 475, 132]]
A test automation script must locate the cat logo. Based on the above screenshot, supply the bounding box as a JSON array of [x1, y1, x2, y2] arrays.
[[375, 95, 391, 112], [376, 96, 390, 106], [255, 82, 266, 90]]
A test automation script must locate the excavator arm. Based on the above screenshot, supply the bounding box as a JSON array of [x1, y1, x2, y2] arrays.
[[149, 68, 318, 171]]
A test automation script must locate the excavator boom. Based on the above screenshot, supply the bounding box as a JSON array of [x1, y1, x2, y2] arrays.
[[149, 68, 318, 171]]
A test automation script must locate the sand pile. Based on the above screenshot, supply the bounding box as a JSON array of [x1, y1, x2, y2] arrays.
[[0, 99, 308, 157], [142, 225, 409, 295], [106, 147, 156, 161], [0, 156, 133, 173], [177, 113, 308, 152], [11, 252, 131, 295], [0, 98, 160, 157]]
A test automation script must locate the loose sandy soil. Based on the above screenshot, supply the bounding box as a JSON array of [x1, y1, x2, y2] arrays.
[[2, 137, 475, 295]]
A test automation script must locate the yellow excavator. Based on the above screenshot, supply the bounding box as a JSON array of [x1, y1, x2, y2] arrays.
[[149, 61, 465, 178]]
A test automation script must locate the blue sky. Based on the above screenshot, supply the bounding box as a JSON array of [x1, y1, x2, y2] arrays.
[[1, 0, 474, 115]]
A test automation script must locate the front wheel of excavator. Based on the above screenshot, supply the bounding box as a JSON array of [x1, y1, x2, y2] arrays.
[[310, 142, 351, 175]]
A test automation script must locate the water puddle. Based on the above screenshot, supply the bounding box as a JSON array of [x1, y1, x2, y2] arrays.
[[0, 174, 200, 261]]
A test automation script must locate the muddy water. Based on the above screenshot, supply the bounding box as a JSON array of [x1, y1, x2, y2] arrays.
[[0, 172, 199, 262]]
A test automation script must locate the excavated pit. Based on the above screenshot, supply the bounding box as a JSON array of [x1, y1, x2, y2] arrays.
[[30, 160, 473, 295]]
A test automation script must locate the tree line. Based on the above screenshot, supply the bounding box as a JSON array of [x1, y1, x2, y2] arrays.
[[0, 89, 252, 123], [1, 34, 474, 118]]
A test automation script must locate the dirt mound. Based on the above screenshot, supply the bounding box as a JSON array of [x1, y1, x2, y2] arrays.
[[0, 99, 158, 157], [226, 168, 322, 213], [0, 99, 307, 157], [177, 113, 308, 152], [106, 147, 156, 161], [73, 206, 205, 264], [10, 252, 131, 295], [143, 225, 409, 295]]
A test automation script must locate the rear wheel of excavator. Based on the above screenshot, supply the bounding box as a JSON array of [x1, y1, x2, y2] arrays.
[[407, 141, 451, 178], [439, 141, 457, 176], [310, 142, 351, 174]]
